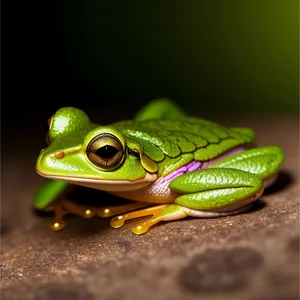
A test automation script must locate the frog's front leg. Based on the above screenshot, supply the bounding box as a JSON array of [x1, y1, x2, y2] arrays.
[[34, 179, 151, 231], [110, 168, 264, 234], [33, 180, 100, 231], [34, 179, 73, 231], [49, 197, 151, 231]]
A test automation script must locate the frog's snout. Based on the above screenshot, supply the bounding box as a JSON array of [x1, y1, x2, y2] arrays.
[[35, 150, 47, 176], [35, 149, 60, 177]]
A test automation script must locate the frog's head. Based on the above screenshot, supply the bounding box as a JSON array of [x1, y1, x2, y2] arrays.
[[36, 107, 157, 191]]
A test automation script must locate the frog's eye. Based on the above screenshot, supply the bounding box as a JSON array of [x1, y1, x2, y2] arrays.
[[86, 133, 125, 170]]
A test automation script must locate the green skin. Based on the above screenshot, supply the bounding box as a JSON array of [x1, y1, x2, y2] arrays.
[[35, 99, 284, 234]]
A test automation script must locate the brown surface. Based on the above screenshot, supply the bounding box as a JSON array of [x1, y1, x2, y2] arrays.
[[1, 116, 299, 300]]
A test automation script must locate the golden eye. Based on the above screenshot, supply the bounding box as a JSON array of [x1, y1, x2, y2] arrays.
[[86, 133, 125, 170]]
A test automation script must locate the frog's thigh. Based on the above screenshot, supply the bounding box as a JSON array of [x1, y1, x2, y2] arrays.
[[133, 98, 185, 121], [169, 168, 264, 212], [212, 146, 284, 187]]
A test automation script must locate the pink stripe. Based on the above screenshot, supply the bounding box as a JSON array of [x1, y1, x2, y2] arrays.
[[154, 146, 245, 186]]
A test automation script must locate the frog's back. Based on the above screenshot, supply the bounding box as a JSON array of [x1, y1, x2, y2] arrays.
[[113, 117, 255, 163]]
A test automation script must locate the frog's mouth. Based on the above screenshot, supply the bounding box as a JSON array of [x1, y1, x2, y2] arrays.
[[36, 169, 157, 192]]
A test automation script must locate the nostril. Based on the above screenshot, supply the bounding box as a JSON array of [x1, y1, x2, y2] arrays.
[[55, 151, 65, 159]]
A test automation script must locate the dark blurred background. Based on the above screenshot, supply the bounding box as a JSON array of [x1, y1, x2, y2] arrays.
[[2, 0, 299, 153]]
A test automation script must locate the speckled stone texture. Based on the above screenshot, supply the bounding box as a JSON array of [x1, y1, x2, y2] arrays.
[[1, 116, 299, 300]]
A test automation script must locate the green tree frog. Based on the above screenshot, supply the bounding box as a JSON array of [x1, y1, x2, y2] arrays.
[[34, 99, 284, 234]]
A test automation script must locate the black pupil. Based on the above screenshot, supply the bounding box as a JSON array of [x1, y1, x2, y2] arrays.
[[95, 145, 118, 158]]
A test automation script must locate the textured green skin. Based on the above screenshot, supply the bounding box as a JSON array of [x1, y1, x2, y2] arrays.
[[170, 168, 263, 210], [113, 117, 255, 175], [34, 98, 284, 212], [212, 146, 284, 178]]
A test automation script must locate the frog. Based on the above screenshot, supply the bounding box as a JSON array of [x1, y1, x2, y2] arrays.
[[34, 98, 284, 234]]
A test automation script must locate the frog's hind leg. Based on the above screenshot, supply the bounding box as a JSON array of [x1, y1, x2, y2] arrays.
[[110, 204, 188, 235], [170, 168, 264, 215], [110, 167, 266, 235], [211, 146, 285, 188], [108, 173, 262, 235], [133, 98, 185, 121], [115, 202, 254, 235]]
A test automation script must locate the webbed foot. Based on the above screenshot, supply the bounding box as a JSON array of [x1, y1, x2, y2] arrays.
[[111, 204, 188, 234], [48, 199, 151, 231]]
